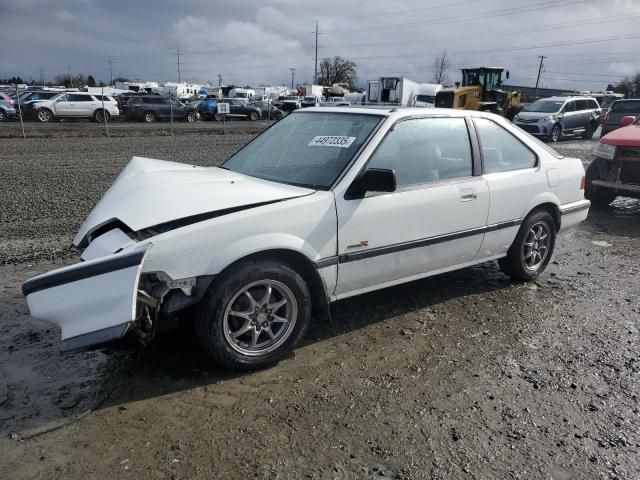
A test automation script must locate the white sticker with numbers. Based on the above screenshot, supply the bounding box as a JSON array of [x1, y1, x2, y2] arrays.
[[308, 136, 356, 148]]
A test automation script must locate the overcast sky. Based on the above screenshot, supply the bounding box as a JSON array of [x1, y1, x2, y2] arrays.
[[1, 0, 639, 91]]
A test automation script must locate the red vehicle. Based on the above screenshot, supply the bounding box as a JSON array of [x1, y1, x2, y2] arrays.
[[586, 114, 640, 206]]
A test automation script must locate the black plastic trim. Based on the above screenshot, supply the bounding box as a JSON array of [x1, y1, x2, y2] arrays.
[[22, 250, 145, 296], [314, 256, 339, 268], [61, 323, 130, 351], [559, 202, 590, 215], [332, 219, 522, 264]]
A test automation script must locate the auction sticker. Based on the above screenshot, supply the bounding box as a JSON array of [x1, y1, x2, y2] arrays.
[[308, 136, 356, 148]]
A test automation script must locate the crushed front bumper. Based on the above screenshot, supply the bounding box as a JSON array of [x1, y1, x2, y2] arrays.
[[22, 247, 149, 350]]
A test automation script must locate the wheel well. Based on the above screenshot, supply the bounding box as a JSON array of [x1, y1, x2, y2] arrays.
[[94, 109, 109, 117], [530, 202, 561, 232], [217, 249, 331, 322]]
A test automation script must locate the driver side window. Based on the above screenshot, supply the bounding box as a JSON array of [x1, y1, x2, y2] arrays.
[[367, 117, 473, 188], [563, 101, 576, 113]]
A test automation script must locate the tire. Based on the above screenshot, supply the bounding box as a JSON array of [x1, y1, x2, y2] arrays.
[[249, 111, 259, 121], [94, 110, 110, 123], [499, 210, 556, 281], [585, 161, 617, 207], [195, 260, 312, 371], [214, 113, 223, 122], [275, 112, 283, 120], [0, 109, 6, 122], [548, 124, 561, 142], [505, 106, 521, 122], [36, 109, 53, 123], [582, 122, 595, 140], [143, 111, 156, 123], [186, 111, 198, 123]]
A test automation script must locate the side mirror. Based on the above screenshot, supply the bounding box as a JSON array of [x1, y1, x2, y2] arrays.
[[620, 115, 636, 127], [347, 168, 396, 198]]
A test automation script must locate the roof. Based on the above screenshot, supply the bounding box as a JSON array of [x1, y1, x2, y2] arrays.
[[538, 96, 597, 102], [298, 106, 510, 120]]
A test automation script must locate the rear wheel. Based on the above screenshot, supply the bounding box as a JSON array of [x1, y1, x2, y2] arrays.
[[499, 210, 556, 281], [143, 111, 156, 123], [186, 111, 198, 122], [249, 111, 258, 121], [195, 260, 312, 371], [36, 109, 53, 123], [214, 113, 223, 122], [0, 109, 6, 121], [94, 110, 110, 122], [585, 161, 617, 207]]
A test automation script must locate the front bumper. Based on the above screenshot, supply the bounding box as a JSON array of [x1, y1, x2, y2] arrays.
[[514, 120, 550, 136], [22, 247, 149, 350]]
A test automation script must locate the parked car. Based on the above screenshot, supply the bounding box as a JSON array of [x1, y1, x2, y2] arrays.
[[126, 96, 198, 123], [18, 90, 61, 104], [301, 96, 321, 108], [33, 92, 119, 122], [197, 96, 219, 120], [22, 108, 589, 370], [0, 92, 17, 121], [586, 114, 640, 206], [512, 96, 601, 142], [600, 99, 640, 136], [274, 95, 302, 112], [213, 98, 261, 121], [326, 96, 351, 106], [249, 101, 284, 120]]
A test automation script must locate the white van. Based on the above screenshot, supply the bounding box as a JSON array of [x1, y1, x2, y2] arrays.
[[413, 83, 443, 107], [229, 88, 255, 100]]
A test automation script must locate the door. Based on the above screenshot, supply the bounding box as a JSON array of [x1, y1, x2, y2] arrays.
[[561, 100, 579, 131], [67, 93, 97, 117], [155, 98, 172, 119], [334, 117, 489, 297], [229, 99, 244, 117], [168, 98, 185, 120], [53, 94, 74, 116]]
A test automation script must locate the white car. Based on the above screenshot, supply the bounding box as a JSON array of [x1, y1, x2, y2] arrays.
[[33, 92, 119, 122], [23, 108, 590, 370]]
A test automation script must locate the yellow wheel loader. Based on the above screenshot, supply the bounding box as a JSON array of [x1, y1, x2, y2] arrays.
[[435, 67, 521, 119]]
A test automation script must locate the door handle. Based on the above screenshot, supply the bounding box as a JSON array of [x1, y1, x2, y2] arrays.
[[459, 187, 477, 201]]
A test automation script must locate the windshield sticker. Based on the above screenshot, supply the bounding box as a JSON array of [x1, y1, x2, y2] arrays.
[[308, 136, 356, 148]]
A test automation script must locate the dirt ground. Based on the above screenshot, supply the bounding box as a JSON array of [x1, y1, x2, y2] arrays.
[[0, 130, 639, 479]]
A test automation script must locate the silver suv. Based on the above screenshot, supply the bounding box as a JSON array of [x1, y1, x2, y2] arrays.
[[33, 92, 119, 122], [513, 96, 602, 142]]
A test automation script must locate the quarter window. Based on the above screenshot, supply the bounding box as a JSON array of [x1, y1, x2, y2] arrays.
[[474, 118, 536, 173], [575, 99, 589, 111], [68, 94, 92, 102], [367, 117, 473, 188]]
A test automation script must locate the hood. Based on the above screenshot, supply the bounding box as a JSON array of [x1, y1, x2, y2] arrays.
[[517, 111, 558, 120], [600, 124, 640, 147], [73, 156, 314, 247]]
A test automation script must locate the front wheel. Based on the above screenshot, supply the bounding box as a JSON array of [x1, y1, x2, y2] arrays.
[[548, 124, 561, 142], [143, 111, 157, 123], [186, 111, 198, 122], [195, 261, 312, 370], [214, 113, 223, 121], [36, 109, 53, 123], [499, 210, 556, 281], [0, 109, 7, 121], [249, 111, 258, 121]]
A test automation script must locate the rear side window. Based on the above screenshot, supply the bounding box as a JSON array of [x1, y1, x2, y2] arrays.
[[68, 94, 93, 102], [475, 118, 537, 174], [563, 101, 576, 112], [575, 99, 589, 111], [367, 117, 473, 187], [93, 95, 112, 102], [587, 99, 599, 109]]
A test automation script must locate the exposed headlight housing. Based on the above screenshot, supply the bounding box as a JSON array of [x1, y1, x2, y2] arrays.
[[513, 114, 521, 122], [592, 142, 616, 160], [543, 115, 557, 122]]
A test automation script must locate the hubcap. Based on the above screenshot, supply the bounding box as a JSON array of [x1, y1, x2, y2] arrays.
[[222, 280, 297, 356], [522, 221, 550, 271]]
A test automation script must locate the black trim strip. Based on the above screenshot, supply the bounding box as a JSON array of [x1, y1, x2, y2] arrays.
[[314, 256, 339, 269], [133, 198, 300, 240], [560, 202, 590, 215], [333, 219, 522, 265], [22, 250, 145, 296]]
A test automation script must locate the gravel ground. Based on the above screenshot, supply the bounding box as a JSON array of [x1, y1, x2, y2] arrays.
[[1, 131, 639, 479]]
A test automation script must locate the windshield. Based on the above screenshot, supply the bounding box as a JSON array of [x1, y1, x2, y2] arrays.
[[284, 96, 298, 100], [304, 96, 315, 101], [223, 112, 383, 189], [523, 100, 564, 113]]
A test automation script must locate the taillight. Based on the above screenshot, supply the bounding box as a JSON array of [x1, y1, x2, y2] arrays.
[[580, 175, 586, 190], [8, 99, 13, 107]]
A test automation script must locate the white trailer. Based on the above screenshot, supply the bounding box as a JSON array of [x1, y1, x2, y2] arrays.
[[374, 77, 422, 105], [301, 84, 324, 97], [229, 87, 255, 99]]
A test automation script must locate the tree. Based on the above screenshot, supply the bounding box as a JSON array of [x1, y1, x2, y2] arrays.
[[611, 72, 640, 98], [432, 49, 451, 85], [318, 56, 357, 88], [87, 75, 96, 87]]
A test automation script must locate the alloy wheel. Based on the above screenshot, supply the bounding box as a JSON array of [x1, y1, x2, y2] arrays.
[[522, 221, 550, 271], [222, 279, 298, 356]]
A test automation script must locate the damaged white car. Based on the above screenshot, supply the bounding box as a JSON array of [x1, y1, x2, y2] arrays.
[[23, 108, 590, 370]]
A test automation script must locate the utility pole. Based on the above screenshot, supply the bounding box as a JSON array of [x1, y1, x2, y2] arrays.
[[217, 74, 222, 87], [108, 56, 113, 85], [534, 55, 546, 100], [68, 63, 72, 88], [39, 65, 45, 86], [314, 21, 319, 85], [176, 45, 182, 83], [290, 67, 296, 90]]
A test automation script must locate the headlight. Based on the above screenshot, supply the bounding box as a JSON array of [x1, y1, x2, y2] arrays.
[[513, 114, 520, 122], [543, 115, 556, 122], [592, 142, 616, 160]]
